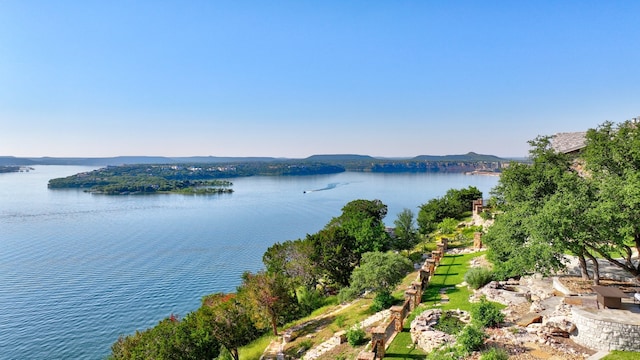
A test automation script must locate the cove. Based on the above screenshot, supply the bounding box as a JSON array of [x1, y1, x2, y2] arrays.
[[0, 166, 499, 359]]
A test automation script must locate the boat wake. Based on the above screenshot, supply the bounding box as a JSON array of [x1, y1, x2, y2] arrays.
[[303, 182, 342, 193]]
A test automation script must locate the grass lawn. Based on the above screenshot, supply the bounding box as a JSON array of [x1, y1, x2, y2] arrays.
[[602, 350, 640, 360], [383, 252, 484, 359], [238, 334, 276, 360], [422, 252, 483, 311]]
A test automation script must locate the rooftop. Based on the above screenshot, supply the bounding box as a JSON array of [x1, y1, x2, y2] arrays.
[[551, 131, 587, 154]]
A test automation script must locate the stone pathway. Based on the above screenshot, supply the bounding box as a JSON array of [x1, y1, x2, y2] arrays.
[[587, 350, 611, 360], [259, 304, 387, 360], [301, 309, 390, 360]]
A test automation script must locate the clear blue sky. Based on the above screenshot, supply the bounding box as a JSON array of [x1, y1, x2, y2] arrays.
[[1, 1, 639, 158]]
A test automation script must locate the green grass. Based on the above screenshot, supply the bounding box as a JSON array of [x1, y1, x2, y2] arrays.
[[602, 350, 640, 360], [384, 329, 427, 358], [422, 252, 483, 311], [383, 252, 484, 359], [238, 334, 275, 360]]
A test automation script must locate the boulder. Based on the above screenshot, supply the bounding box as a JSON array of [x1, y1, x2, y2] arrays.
[[516, 313, 543, 327]]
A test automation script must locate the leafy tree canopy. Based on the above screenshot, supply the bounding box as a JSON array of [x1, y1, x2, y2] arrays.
[[392, 208, 419, 252], [338, 251, 413, 302], [202, 293, 258, 360], [417, 186, 482, 234], [238, 271, 299, 336]]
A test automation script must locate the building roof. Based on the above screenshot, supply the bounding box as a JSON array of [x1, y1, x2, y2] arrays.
[[551, 131, 587, 154]]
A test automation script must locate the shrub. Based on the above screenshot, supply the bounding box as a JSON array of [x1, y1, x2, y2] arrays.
[[334, 314, 346, 328], [457, 324, 487, 354], [298, 339, 312, 351], [370, 291, 394, 312], [218, 345, 233, 360], [408, 251, 424, 263], [296, 286, 325, 315], [480, 347, 509, 360], [471, 296, 505, 328], [434, 312, 465, 335], [464, 267, 494, 290], [346, 326, 366, 347], [479, 210, 493, 221], [337, 286, 359, 304], [427, 345, 464, 360], [437, 218, 459, 234]]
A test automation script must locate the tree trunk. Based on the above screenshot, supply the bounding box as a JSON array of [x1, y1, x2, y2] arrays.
[[577, 251, 590, 280], [270, 311, 278, 336], [635, 233, 640, 273], [585, 251, 600, 286], [231, 348, 239, 360]]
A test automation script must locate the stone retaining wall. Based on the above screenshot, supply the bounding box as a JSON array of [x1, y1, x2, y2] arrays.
[[571, 307, 640, 351]]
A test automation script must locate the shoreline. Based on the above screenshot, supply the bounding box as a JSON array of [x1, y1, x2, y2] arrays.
[[464, 170, 501, 176]]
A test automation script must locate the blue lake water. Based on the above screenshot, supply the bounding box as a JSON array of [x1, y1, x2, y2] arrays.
[[0, 166, 499, 359]]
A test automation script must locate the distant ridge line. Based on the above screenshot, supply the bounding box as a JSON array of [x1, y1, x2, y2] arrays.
[[0, 152, 510, 166]]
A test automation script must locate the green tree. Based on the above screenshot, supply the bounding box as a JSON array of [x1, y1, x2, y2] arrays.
[[109, 312, 220, 360], [238, 271, 298, 336], [393, 208, 419, 252], [417, 187, 482, 234], [582, 120, 640, 279], [484, 136, 573, 279], [262, 238, 318, 289], [530, 171, 602, 283], [307, 226, 359, 287], [329, 199, 391, 256], [202, 293, 257, 360], [487, 123, 640, 282], [337, 251, 413, 303]]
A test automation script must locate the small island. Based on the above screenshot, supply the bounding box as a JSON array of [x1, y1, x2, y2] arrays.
[[0, 165, 33, 173], [48, 165, 234, 195]]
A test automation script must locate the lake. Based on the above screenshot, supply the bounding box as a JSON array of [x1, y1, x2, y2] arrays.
[[0, 166, 499, 359]]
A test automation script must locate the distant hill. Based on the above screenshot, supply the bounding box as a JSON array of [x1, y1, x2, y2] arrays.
[[0, 152, 511, 168], [0, 156, 37, 165], [0, 156, 278, 166], [412, 152, 504, 162], [170, 156, 278, 163], [304, 154, 377, 162]]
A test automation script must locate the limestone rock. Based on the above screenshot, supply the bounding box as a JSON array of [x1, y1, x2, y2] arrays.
[[410, 309, 460, 353], [516, 313, 543, 327]]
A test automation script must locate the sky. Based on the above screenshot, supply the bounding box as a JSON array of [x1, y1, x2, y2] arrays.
[[1, 1, 639, 159]]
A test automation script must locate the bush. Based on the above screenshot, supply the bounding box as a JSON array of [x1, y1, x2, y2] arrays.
[[457, 324, 487, 354], [337, 286, 359, 304], [426, 345, 464, 360], [296, 286, 324, 315], [479, 210, 493, 221], [408, 251, 424, 263], [437, 217, 459, 234], [346, 326, 366, 347], [218, 345, 233, 360], [471, 296, 505, 328], [434, 312, 465, 335], [298, 339, 312, 351], [480, 347, 509, 360], [464, 267, 494, 289], [370, 291, 394, 312]]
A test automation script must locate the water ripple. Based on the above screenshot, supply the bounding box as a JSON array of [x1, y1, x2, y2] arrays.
[[0, 167, 498, 359]]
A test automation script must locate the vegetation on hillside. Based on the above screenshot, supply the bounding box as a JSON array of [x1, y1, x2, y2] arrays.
[[417, 186, 482, 234], [485, 120, 640, 283], [108, 187, 484, 359]]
